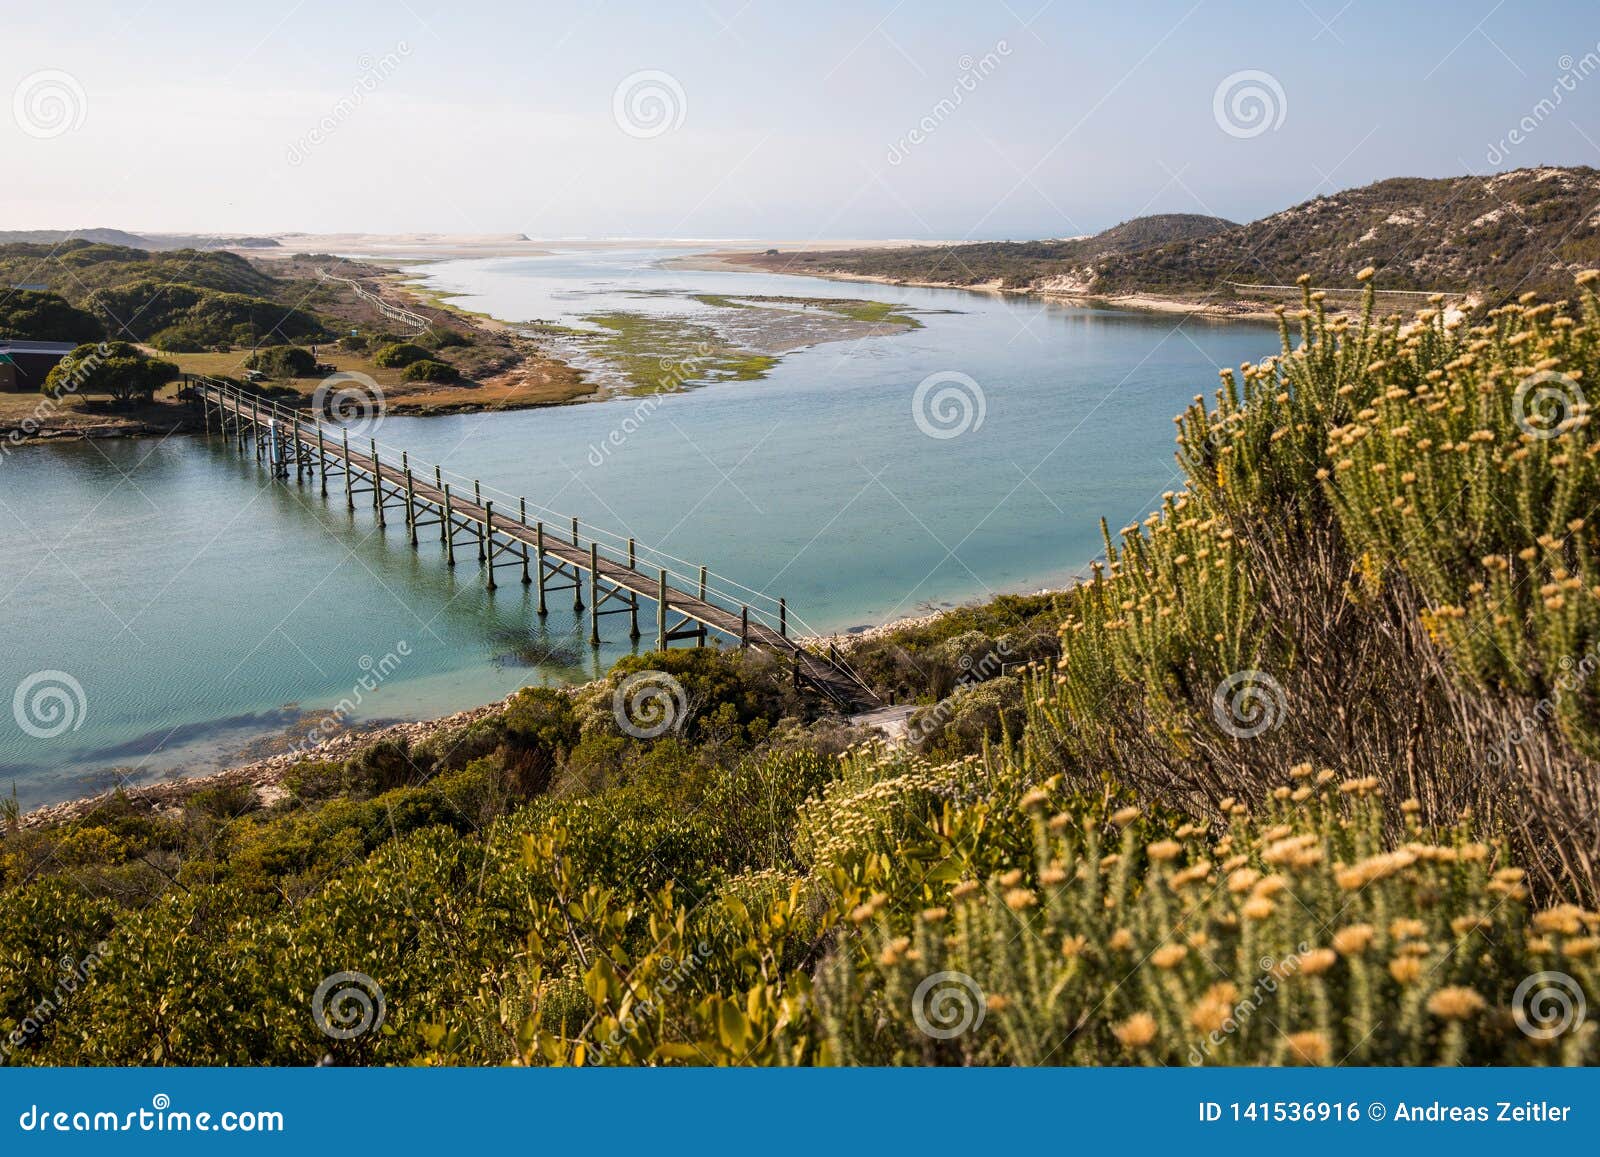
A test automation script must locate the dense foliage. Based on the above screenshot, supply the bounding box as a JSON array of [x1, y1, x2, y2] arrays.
[[40, 342, 179, 406], [6, 274, 1600, 1067], [244, 346, 318, 378], [0, 290, 104, 344], [762, 168, 1600, 300]]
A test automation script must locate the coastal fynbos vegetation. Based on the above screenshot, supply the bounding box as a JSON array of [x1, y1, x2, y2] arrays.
[[5, 275, 1600, 1066]]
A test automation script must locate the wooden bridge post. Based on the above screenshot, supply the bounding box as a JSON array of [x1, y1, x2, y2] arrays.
[[518, 499, 531, 585], [741, 606, 749, 648], [697, 566, 708, 647], [252, 398, 262, 462], [571, 518, 583, 612], [589, 543, 601, 646], [656, 569, 668, 652], [443, 484, 455, 566], [342, 431, 354, 510], [483, 501, 496, 590], [474, 482, 486, 561], [316, 427, 327, 495], [627, 539, 640, 639], [535, 522, 547, 614], [403, 453, 417, 544], [370, 439, 384, 526], [779, 598, 787, 637], [435, 468, 446, 546]]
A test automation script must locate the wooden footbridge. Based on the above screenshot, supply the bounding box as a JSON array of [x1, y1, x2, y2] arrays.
[[185, 377, 878, 709]]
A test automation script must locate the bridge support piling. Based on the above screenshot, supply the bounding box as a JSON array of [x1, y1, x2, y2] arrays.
[[628, 540, 641, 639], [780, 598, 787, 637], [443, 484, 456, 566], [371, 439, 384, 526], [534, 522, 547, 614], [519, 499, 531, 585], [474, 482, 486, 561], [657, 569, 668, 652], [698, 567, 708, 647], [589, 544, 601, 646], [342, 431, 354, 510], [484, 501, 497, 590], [317, 428, 327, 495], [741, 606, 749, 648], [403, 454, 417, 544]]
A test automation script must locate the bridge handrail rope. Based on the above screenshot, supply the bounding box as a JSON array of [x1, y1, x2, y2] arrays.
[[317, 268, 432, 333], [188, 376, 857, 647]]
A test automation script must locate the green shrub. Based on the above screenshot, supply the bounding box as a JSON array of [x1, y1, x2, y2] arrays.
[[372, 342, 431, 368], [400, 358, 459, 383], [244, 346, 316, 378]]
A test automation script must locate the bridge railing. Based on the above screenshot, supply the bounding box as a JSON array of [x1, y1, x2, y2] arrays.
[[186, 375, 824, 642]]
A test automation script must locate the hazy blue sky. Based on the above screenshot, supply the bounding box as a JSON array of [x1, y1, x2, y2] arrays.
[[4, 0, 1598, 238]]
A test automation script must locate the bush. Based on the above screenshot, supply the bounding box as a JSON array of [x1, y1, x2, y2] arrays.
[[244, 346, 316, 378], [41, 341, 178, 407], [400, 358, 459, 383], [372, 342, 431, 368], [0, 290, 104, 343]]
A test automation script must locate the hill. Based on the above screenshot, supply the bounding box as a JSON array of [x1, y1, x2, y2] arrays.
[[741, 213, 1235, 288], [0, 229, 279, 250], [743, 167, 1600, 302]]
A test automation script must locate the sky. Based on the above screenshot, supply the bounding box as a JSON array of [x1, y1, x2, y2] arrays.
[[2, 0, 1599, 240]]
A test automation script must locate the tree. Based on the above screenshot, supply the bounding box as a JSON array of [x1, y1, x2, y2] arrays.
[[372, 342, 431, 368], [244, 346, 316, 378], [42, 342, 179, 407], [0, 291, 104, 344], [400, 358, 459, 383]]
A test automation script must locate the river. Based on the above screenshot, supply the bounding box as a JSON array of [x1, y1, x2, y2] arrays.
[[0, 245, 1277, 807]]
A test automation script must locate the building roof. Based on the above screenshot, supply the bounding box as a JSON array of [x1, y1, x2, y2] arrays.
[[0, 340, 80, 354]]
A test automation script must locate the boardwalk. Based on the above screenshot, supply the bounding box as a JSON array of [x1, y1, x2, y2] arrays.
[[187, 377, 877, 709]]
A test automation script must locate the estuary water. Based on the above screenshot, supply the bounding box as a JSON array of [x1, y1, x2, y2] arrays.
[[0, 245, 1278, 807]]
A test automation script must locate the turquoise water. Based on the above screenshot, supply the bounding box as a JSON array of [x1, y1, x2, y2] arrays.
[[0, 247, 1277, 807]]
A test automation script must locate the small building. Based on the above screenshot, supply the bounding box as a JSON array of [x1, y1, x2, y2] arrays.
[[0, 340, 78, 392]]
